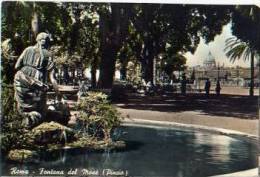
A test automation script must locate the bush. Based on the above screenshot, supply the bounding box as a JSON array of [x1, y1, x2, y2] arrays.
[[1, 85, 28, 152], [76, 92, 122, 142]]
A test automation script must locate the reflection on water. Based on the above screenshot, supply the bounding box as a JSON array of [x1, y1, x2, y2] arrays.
[[1, 126, 258, 177], [194, 132, 232, 162]]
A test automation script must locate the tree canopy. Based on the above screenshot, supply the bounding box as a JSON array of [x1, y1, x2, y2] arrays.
[[2, 2, 256, 88]]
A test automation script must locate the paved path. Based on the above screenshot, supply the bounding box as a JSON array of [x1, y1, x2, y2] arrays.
[[115, 93, 258, 136], [117, 107, 258, 136]]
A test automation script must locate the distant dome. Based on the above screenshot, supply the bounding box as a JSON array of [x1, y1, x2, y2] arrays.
[[203, 52, 216, 67]]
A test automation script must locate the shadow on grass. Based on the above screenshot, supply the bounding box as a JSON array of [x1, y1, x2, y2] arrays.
[[116, 93, 258, 119]]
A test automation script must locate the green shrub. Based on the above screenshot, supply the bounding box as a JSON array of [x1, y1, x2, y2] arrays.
[[76, 92, 121, 142], [8, 149, 39, 163], [1, 86, 28, 152]]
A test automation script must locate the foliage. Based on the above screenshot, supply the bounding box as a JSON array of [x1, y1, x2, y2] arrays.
[[1, 102, 29, 152], [1, 43, 27, 152], [225, 36, 259, 96], [68, 134, 126, 150], [76, 92, 122, 142], [8, 149, 39, 163], [161, 53, 187, 79], [227, 5, 259, 96], [2, 2, 234, 88], [225, 37, 257, 62], [1, 35, 27, 153], [126, 4, 232, 83], [231, 6, 260, 52], [30, 122, 75, 146], [126, 61, 142, 86]]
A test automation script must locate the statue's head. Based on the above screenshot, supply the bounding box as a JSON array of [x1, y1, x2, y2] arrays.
[[36, 32, 51, 48]]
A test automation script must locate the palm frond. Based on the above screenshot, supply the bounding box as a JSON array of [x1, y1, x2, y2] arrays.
[[243, 47, 252, 61], [224, 36, 254, 63], [224, 38, 241, 52]]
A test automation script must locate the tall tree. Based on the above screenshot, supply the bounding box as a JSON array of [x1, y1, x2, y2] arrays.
[[128, 4, 232, 85], [225, 37, 258, 96], [226, 5, 260, 96], [97, 3, 130, 88], [231, 6, 260, 52]]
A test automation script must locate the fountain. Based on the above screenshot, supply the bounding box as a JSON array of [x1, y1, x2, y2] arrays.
[[1, 124, 258, 177]]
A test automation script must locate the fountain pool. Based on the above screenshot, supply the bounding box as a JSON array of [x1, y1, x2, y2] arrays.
[[1, 124, 258, 177]]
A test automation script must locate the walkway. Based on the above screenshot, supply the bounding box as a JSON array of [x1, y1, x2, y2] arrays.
[[116, 93, 258, 136]]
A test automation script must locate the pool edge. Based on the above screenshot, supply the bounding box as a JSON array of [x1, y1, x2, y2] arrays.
[[122, 118, 259, 177]]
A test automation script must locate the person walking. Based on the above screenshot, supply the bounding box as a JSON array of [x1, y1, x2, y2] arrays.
[[181, 73, 187, 95], [215, 80, 221, 96], [204, 78, 211, 97]]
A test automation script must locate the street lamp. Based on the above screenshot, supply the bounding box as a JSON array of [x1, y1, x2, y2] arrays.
[[217, 62, 220, 81]]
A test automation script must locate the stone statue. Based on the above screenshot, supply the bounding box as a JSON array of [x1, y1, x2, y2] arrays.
[[14, 32, 63, 127]]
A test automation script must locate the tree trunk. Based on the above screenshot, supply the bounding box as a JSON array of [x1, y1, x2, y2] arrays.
[[91, 55, 98, 88], [98, 47, 117, 88], [120, 68, 127, 80], [145, 55, 154, 84], [120, 63, 127, 80], [119, 49, 127, 80], [97, 4, 129, 88], [142, 40, 155, 84], [249, 52, 254, 96], [63, 64, 69, 85]]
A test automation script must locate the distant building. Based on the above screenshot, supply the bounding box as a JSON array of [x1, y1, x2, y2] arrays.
[[203, 52, 216, 68], [186, 51, 258, 87]]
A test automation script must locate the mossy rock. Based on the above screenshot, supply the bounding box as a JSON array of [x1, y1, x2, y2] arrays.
[[29, 121, 75, 145], [8, 149, 39, 163], [67, 135, 126, 150], [92, 140, 126, 150]]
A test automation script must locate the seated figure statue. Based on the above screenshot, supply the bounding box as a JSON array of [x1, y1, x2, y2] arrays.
[[14, 32, 68, 128]]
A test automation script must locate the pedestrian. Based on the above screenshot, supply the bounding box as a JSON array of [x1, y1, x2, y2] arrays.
[[215, 80, 221, 96], [204, 78, 211, 97], [181, 73, 187, 95]]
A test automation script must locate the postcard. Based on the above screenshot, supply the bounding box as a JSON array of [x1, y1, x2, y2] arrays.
[[1, 1, 259, 177]]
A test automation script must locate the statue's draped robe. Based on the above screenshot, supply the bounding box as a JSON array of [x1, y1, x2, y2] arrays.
[[14, 46, 54, 118]]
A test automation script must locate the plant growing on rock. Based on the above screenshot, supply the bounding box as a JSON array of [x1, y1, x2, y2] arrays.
[[76, 92, 122, 143]]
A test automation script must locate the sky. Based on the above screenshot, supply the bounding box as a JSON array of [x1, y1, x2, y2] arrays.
[[185, 23, 250, 68]]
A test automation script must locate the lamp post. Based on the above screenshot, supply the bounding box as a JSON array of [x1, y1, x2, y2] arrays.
[[217, 62, 220, 81], [236, 66, 239, 86]]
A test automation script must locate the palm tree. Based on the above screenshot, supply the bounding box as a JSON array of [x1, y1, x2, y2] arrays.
[[224, 37, 257, 96]]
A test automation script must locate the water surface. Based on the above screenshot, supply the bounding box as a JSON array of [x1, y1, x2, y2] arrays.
[[1, 125, 258, 177]]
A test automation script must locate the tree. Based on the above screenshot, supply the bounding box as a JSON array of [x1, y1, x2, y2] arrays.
[[225, 37, 258, 96], [128, 4, 232, 85], [190, 68, 196, 82], [2, 2, 233, 89], [97, 3, 131, 88], [231, 6, 260, 52], [161, 53, 187, 81], [225, 5, 260, 96], [79, 5, 100, 87]]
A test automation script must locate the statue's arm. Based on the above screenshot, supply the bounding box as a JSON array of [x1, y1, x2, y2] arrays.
[[15, 49, 26, 70], [49, 69, 61, 100], [49, 69, 59, 92]]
